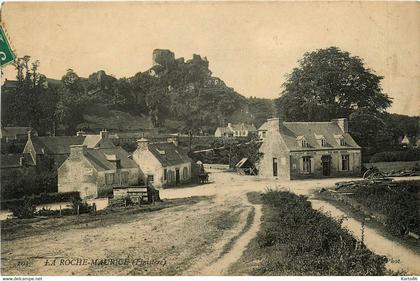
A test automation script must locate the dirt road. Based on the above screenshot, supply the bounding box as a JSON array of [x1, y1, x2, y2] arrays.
[[2, 171, 419, 275]]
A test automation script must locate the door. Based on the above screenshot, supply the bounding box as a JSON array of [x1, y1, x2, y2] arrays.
[[273, 158, 278, 177], [321, 155, 331, 176], [175, 169, 180, 185]]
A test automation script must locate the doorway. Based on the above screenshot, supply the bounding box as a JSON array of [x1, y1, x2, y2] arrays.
[[175, 169, 180, 185], [273, 158, 278, 177], [321, 155, 331, 176]]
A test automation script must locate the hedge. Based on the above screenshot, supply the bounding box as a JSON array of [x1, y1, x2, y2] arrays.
[[369, 148, 420, 163], [1, 191, 80, 210]]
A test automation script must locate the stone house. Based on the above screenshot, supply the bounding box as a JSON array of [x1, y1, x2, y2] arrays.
[[132, 138, 192, 188], [23, 130, 115, 168], [214, 123, 257, 138], [58, 145, 139, 199], [258, 118, 361, 179]]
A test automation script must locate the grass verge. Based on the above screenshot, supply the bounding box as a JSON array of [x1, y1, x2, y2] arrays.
[[230, 190, 394, 276]]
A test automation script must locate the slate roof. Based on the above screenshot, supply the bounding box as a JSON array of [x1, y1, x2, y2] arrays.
[[30, 136, 85, 155], [84, 147, 138, 171], [148, 142, 191, 167], [260, 121, 360, 151]]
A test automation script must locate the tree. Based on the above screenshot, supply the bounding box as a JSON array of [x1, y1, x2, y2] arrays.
[[276, 47, 392, 122], [1, 56, 55, 133], [55, 69, 88, 133]]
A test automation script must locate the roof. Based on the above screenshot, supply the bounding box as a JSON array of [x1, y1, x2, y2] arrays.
[[1, 127, 32, 138], [148, 142, 191, 167], [83, 135, 102, 148], [230, 123, 257, 132], [216, 123, 257, 134], [1, 154, 22, 169], [258, 123, 268, 131], [235, 158, 250, 168], [401, 135, 410, 144], [84, 147, 138, 171], [260, 121, 360, 151], [30, 136, 85, 155], [216, 126, 234, 134]]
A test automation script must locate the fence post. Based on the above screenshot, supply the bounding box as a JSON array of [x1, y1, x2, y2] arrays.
[[59, 205, 62, 217], [77, 204, 80, 216]]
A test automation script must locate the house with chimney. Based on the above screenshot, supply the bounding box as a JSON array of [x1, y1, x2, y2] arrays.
[[23, 130, 115, 168], [58, 145, 139, 199], [132, 138, 192, 188], [214, 123, 257, 138], [258, 118, 361, 179]]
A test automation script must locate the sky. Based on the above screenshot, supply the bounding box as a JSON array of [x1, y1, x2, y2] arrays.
[[1, 1, 419, 116]]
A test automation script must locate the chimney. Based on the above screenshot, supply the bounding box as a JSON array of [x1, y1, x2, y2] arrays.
[[167, 137, 179, 147], [137, 138, 149, 151], [100, 129, 109, 139], [333, 118, 348, 133], [227, 123, 232, 128], [70, 145, 87, 157], [19, 157, 24, 167], [27, 130, 33, 140], [76, 130, 85, 136], [267, 118, 280, 132]]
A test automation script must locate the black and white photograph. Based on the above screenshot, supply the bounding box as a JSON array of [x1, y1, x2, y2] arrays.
[[0, 1, 419, 279]]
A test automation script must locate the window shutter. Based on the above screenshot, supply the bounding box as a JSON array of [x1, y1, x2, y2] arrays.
[[349, 153, 353, 171], [299, 157, 303, 173], [339, 155, 342, 171], [310, 157, 315, 174]]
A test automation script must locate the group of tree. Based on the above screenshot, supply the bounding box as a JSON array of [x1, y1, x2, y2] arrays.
[[2, 52, 263, 136], [275, 47, 418, 158]]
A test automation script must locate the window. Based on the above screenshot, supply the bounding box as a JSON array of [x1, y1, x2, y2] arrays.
[[163, 169, 167, 180], [321, 138, 327, 147], [262, 131, 266, 138], [105, 173, 115, 185], [147, 175, 154, 183], [302, 156, 312, 173], [340, 139, 346, 146], [301, 139, 308, 148], [341, 155, 349, 171], [183, 167, 188, 180]]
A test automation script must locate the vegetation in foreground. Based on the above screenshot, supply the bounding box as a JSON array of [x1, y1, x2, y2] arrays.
[[232, 191, 390, 276], [346, 180, 419, 237]]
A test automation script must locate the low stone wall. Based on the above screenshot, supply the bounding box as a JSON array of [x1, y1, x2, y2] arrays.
[[363, 161, 420, 172]]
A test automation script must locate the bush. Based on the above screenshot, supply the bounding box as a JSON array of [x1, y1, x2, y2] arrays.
[[10, 197, 36, 219], [255, 190, 388, 275], [369, 148, 420, 163]]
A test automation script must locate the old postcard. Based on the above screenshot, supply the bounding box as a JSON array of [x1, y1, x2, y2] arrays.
[[0, 1, 419, 279]]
